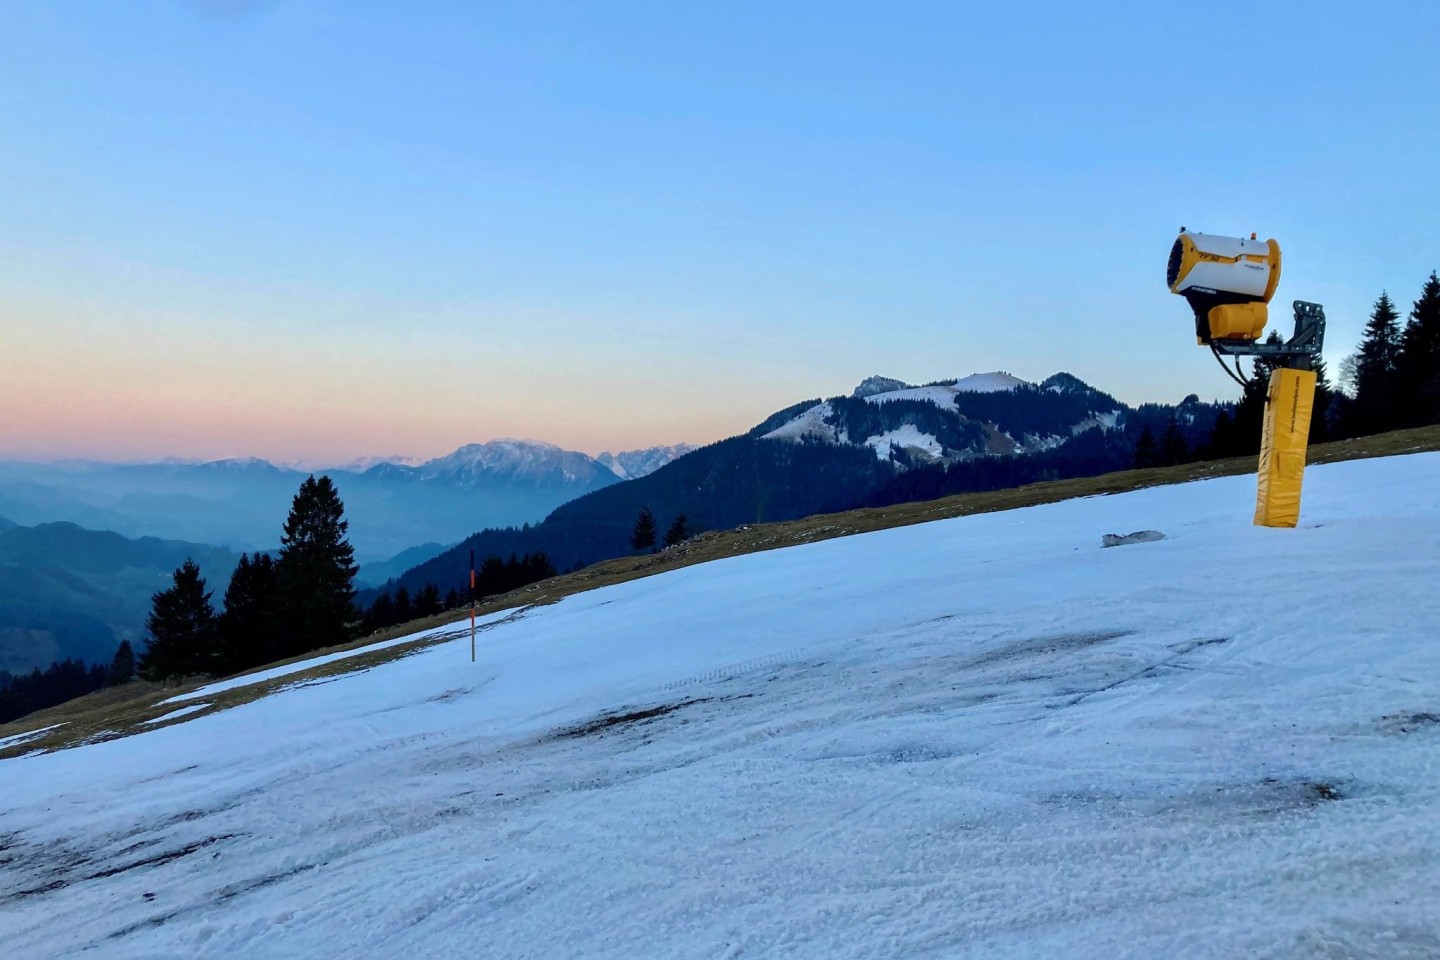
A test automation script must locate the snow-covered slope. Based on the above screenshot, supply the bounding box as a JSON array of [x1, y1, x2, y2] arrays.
[[4, 453, 1440, 958]]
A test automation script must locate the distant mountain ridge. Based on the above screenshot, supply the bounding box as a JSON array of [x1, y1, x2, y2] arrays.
[[596, 444, 696, 481], [760, 371, 1112, 464], [380, 370, 1226, 601], [0, 520, 240, 674], [0, 439, 627, 562]]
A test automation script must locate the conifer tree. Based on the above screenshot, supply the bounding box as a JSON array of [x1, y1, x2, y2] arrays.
[[392, 585, 412, 624], [1159, 417, 1187, 466], [108, 639, 136, 686], [139, 560, 220, 680], [274, 475, 358, 656], [1309, 353, 1334, 443], [218, 552, 277, 674], [444, 587, 460, 610], [1399, 272, 1440, 425], [365, 590, 396, 633], [413, 583, 442, 619], [1132, 424, 1160, 468], [630, 506, 657, 552], [1349, 292, 1404, 435], [1202, 409, 1237, 459], [664, 514, 691, 548]]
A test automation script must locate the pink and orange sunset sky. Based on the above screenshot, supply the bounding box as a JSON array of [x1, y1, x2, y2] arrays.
[[3, 2, 1437, 465]]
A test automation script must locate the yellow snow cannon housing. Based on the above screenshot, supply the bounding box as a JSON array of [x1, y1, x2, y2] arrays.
[[1167, 230, 1282, 344]]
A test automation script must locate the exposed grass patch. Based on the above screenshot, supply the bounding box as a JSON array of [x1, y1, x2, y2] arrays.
[[3, 425, 1437, 759]]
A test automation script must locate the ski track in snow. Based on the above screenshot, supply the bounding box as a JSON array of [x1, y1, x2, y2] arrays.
[[3, 454, 1440, 958]]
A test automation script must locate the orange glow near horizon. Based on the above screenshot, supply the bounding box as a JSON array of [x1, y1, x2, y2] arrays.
[[0, 295, 804, 464]]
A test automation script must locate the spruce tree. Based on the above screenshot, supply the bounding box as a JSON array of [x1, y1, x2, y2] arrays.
[[139, 560, 220, 681], [1399, 272, 1440, 426], [274, 475, 358, 657], [664, 514, 691, 548], [1349, 292, 1404, 435], [413, 584, 443, 619], [630, 506, 657, 552], [1159, 417, 1187, 466], [365, 591, 396, 633], [1132, 424, 1159, 468], [218, 552, 278, 674], [392, 585, 412, 623], [1309, 353, 1334, 443], [108, 639, 136, 686]]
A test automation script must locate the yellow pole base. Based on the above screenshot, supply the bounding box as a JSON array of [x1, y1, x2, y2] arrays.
[[1254, 367, 1317, 528]]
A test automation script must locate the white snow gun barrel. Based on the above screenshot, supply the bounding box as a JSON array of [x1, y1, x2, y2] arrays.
[[1167, 229, 1281, 345], [1166, 227, 1325, 370]]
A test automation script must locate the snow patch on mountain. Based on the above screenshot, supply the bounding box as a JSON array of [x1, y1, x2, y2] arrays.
[[863, 372, 1030, 411], [863, 425, 944, 461], [863, 384, 963, 410], [762, 401, 838, 442], [950, 371, 1029, 393]]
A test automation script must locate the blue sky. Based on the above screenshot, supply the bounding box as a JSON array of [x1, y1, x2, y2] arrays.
[[2, 1, 1437, 461]]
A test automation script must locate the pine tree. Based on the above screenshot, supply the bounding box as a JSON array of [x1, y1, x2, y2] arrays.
[[273, 475, 359, 657], [630, 506, 657, 552], [108, 639, 136, 686], [365, 591, 396, 633], [1159, 417, 1187, 466], [139, 560, 220, 681], [413, 583, 443, 619], [1132, 424, 1160, 468], [218, 552, 277, 674], [1349, 292, 1404, 435], [1310, 353, 1334, 443], [664, 514, 691, 548], [392, 585, 412, 624], [1398, 272, 1440, 426], [1202, 409, 1237, 459], [444, 587, 460, 610]]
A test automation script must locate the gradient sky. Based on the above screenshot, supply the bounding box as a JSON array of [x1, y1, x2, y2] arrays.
[[2, 1, 1437, 464]]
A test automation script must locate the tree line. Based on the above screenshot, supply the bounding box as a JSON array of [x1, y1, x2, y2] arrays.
[[1139, 270, 1440, 467], [360, 551, 557, 634], [0, 642, 136, 725]]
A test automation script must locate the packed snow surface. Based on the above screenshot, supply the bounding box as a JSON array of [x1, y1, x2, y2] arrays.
[[4, 454, 1440, 958]]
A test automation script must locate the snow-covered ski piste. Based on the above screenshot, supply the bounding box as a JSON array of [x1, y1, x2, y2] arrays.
[[3, 453, 1439, 958]]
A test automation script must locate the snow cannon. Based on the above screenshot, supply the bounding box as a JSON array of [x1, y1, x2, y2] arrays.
[[1167, 229, 1281, 345], [1165, 226, 1328, 530]]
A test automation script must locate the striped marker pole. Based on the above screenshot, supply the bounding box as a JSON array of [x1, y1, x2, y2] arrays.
[[469, 549, 477, 662]]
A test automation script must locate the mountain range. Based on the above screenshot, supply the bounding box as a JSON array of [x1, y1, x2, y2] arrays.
[[382, 371, 1224, 600], [0, 519, 240, 674], [0, 441, 692, 565]]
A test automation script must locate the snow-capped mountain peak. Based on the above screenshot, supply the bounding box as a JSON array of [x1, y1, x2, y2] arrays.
[[417, 439, 610, 486], [595, 444, 697, 481], [328, 455, 427, 473]]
